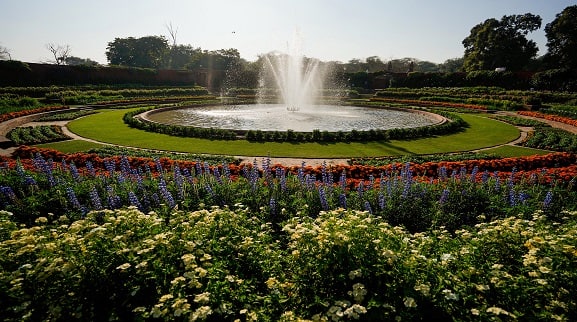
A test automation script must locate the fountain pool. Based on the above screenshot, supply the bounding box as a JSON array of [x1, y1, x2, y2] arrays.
[[144, 104, 441, 132]]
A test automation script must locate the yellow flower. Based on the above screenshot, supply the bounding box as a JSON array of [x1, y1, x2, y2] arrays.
[[266, 277, 278, 289], [35, 217, 48, 224], [414, 283, 430, 296], [403, 297, 417, 308], [116, 263, 131, 271], [190, 306, 212, 321], [193, 292, 210, 304], [475, 284, 490, 292]]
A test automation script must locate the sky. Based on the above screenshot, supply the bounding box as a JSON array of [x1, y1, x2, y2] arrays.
[[0, 0, 574, 65]]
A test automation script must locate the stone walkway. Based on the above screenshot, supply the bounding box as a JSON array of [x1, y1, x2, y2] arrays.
[[0, 110, 573, 166]]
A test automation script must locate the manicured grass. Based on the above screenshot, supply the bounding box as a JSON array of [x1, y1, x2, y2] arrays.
[[481, 145, 552, 157], [66, 109, 520, 158]]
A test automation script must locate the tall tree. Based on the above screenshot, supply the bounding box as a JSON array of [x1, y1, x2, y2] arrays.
[[438, 57, 464, 73], [106, 36, 169, 68], [462, 13, 542, 72], [545, 5, 577, 70]]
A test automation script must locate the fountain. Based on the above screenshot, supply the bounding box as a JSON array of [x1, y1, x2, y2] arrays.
[[143, 32, 442, 133], [258, 31, 323, 111]]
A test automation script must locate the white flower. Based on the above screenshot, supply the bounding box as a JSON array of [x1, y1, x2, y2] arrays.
[[193, 292, 210, 304], [116, 263, 131, 270], [442, 289, 459, 301], [403, 297, 417, 308]]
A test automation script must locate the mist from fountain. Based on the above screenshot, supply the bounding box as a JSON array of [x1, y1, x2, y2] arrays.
[[258, 31, 323, 111]]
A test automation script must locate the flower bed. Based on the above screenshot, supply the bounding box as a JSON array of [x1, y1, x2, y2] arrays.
[[1, 207, 575, 321], [0, 105, 67, 123], [518, 111, 577, 127]]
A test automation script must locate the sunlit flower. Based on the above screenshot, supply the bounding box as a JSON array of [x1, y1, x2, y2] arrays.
[[403, 297, 417, 308], [193, 292, 210, 304], [442, 289, 459, 301], [414, 283, 430, 296], [116, 263, 131, 271], [190, 306, 212, 321], [348, 283, 367, 303]]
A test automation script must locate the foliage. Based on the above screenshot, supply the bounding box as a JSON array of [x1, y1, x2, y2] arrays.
[[462, 14, 542, 72], [2, 150, 577, 227], [106, 36, 169, 69], [351, 151, 505, 166], [544, 5, 577, 71], [492, 115, 550, 128], [531, 69, 577, 92], [34, 109, 97, 121], [7, 126, 69, 145], [84, 146, 238, 165], [0, 205, 576, 321], [0, 94, 41, 115], [0, 59, 31, 71], [523, 128, 577, 153], [0, 106, 67, 123]]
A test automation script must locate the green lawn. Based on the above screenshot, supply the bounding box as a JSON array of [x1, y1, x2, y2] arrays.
[[480, 145, 552, 157], [64, 109, 520, 158]]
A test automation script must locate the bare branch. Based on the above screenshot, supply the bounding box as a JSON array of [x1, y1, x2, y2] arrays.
[[46, 43, 71, 65], [166, 22, 178, 47]]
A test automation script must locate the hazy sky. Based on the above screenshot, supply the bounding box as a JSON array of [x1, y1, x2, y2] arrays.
[[0, 0, 574, 65]]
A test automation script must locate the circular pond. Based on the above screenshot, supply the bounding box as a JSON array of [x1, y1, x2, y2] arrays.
[[144, 104, 442, 132]]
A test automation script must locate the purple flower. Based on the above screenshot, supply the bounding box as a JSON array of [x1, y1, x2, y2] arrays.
[[438, 166, 448, 180], [339, 170, 347, 190], [24, 175, 37, 186], [104, 158, 116, 176], [128, 191, 143, 210], [357, 181, 364, 199], [318, 186, 329, 211], [518, 191, 530, 204], [269, 197, 277, 216], [470, 166, 479, 181], [439, 189, 450, 205], [67, 162, 79, 182], [158, 178, 176, 208], [509, 189, 517, 207], [89, 186, 102, 210], [106, 185, 121, 209], [120, 155, 131, 176], [66, 187, 81, 210], [378, 192, 386, 210], [339, 193, 347, 209], [0, 186, 17, 203], [222, 162, 230, 180], [154, 157, 163, 174], [543, 190, 553, 209], [364, 201, 373, 215]]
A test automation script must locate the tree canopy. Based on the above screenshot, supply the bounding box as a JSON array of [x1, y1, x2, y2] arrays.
[[545, 5, 577, 71], [106, 36, 169, 69], [462, 13, 542, 72]]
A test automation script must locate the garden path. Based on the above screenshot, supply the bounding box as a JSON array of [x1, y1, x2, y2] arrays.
[[0, 110, 575, 166]]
